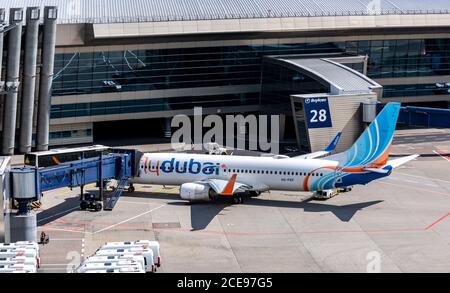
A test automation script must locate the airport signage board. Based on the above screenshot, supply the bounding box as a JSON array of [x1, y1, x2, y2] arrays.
[[304, 97, 332, 128]]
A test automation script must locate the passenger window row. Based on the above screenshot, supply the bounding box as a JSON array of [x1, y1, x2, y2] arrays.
[[140, 164, 324, 177], [223, 169, 323, 177]]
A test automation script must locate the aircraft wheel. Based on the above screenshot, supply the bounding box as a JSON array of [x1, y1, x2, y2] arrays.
[[232, 197, 240, 204], [128, 185, 135, 193]]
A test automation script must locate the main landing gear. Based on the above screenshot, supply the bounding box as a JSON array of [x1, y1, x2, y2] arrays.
[[231, 195, 244, 204], [231, 190, 262, 204]]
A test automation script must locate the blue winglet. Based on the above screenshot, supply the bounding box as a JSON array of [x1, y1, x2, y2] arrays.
[[324, 132, 342, 152]]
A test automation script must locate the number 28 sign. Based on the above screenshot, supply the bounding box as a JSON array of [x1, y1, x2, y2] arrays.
[[304, 97, 333, 128]]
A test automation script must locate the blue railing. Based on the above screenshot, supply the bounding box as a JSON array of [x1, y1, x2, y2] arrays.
[[378, 104, 450, 128]]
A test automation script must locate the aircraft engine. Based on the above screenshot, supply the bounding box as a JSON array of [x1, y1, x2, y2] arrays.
[[180, 183, 215, 201]]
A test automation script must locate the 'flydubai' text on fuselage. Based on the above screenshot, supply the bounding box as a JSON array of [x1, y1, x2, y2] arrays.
[[146, 158, 222, 176]]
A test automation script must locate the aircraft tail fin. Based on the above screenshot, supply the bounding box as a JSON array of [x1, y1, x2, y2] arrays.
[[328, 102, 401, 168], [324, 132, 342, 152]]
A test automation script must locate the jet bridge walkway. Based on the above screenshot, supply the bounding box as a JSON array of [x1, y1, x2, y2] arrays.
[[8, 148, 141, 212]]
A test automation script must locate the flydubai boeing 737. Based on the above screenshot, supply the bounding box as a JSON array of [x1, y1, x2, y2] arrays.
[[131, 102, 418, 203]]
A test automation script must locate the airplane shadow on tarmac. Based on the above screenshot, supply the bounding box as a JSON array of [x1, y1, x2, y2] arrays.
[[123, 191, 231, 231], [166, 197, 384, 231], [246, 198, 384, 222], [36, 189, 382, 231]]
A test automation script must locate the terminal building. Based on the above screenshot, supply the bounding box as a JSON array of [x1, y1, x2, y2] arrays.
[[1, 0, 450, 153]]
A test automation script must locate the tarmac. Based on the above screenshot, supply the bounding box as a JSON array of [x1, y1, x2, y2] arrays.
[[29, 130, 450, 273]]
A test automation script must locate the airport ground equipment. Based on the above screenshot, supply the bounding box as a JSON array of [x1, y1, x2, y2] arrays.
[[82, 241, 158, 273], [17, 147, 139, 210], [81, 255, 146, 272], [100, 240, 161, 267], [204, 143, 228, 155], [95, 248, 155, 272], [76, 261, 144, 273], [4, 146, 141, 242], [0, 241, 39, 272], [313, 189, 338, 200]]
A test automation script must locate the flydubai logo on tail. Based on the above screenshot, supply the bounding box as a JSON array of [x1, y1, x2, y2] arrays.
[[144, 157, 222, 176]]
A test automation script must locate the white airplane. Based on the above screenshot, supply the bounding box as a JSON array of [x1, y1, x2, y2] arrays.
[[131, 102, 418, 203]]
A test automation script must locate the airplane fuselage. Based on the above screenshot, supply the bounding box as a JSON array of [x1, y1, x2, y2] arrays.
[[132, 153, 341, 192]]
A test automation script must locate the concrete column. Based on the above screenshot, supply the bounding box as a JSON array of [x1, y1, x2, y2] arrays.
[[36, 7, 57, 151], [5, 213, 37, 243], [1, 8, 23, 155], [19, 7, 40, 154]]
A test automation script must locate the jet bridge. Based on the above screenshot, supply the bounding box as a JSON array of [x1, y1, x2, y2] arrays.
[[3, 147, 142, 243]]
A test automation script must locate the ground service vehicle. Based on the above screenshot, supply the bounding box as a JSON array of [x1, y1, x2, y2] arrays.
[[76, 261, 143, 273], [94, 249, 155, 272], [82, 255, 146, 272], [100, 240, 161, 267]]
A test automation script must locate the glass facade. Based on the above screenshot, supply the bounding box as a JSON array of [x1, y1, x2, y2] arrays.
[[50, 38, 450, 120], [384, 83, 450, 98], [354, 39, 450, 78], [52, 43, 343, 96], [49, 129, 92, 140], [50, 93, 260, 119], [53, 39, 450, 97], [261, 61, 329, 105]]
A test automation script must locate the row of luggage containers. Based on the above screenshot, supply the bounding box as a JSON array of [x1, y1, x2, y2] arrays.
[[76, 240, 161, 273], [0, 242, 40, 273]]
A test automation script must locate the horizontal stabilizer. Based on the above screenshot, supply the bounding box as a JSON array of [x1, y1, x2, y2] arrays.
[[363, 167, 390, 174], [386, 154, 419, 169]]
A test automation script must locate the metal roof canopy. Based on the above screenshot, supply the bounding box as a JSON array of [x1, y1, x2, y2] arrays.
[[2, 0, 450, 24], [266, 54, 382, 96]]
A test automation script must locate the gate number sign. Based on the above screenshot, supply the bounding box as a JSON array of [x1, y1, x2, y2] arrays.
[[304, 97, 332, 128]]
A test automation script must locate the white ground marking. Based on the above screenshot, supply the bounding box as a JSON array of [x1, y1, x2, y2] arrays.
[[395, 172, 450, 185], [403, 179, 418, 184], [40, 227, 90, 234], [92, 204, 166, 234], [424, 183, 439, 187], [120, 200, 157, 205], [80, 238, 85, 260], [433, 150, 450, 162]]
